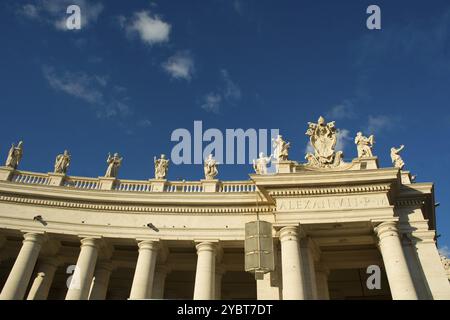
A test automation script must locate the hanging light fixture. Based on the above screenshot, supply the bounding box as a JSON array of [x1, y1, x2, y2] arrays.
[[244, 185, 275, 280]]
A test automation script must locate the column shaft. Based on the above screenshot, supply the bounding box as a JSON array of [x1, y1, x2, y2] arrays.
[[26, 258, 59, 300], [315, 269, 330, 300], [193, 242, 216, 300], [129, 240, 159, 299], [65, 238, 100, 300], [375, 222, 418, 300], [0, 233, 46, 300], [280, 226, 306, 300], [414, 232, 450, 299], [89, 262, 114, 300], [152, 266, 169, 299]]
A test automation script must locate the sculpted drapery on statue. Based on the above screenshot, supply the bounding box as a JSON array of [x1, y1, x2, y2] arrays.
[[105, 153, 123, 178], [253, 152, 272, 175], [204, 154, 218, 180], [54, 150, 71, 174], [355, 132, 375, 158], [5, 141, 23, 169], [154, 154, 169, 179], [391, 145, 405, 169], [305, 116, 344, 168], [272, 135, 290, 161]]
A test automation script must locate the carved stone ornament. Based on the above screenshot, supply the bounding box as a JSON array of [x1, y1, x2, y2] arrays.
[[304, 116, 345, 169], [253, 152, 272, 175], [54, 150, 71, 174], [154, 154, 169, 179], [204, 154, 219, 180], [105, 153, 123, 178], [5, 141, 23, 170]]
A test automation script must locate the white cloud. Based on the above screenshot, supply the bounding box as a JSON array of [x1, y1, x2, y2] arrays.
[[124, 11, 171, 45], [162, 51, 195, 81], [201, 93, 222, 114], [336, 129, 352, 152], [137, 119, 152, 128], [201, 69, 241, 113], [42, 65, 132, 119], [439, 245, 450, 258], [221, 69, 242, 101], [18, 0, 103, 30], [367, 115, 394, 134], [326, 100, 356, 120]]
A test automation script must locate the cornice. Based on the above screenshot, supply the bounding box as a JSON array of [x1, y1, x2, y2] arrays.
[[268, 183, 391, 197], [0, 194, 274, 215]]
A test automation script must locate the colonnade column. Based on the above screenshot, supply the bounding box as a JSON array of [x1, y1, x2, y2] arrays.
[[279, 226, 306, 300], [412, 230, 450, 299], [65, 238, 101, 300], [193, 241, 217, 300], [129, 240, 159, 299], [0, 233, 46, 300], [89, 261, 114, 300], [215, 265, 226, 300], [315, 266, 330, 300], [374, 221, 418, 300], [26, 257, 60, 300], [152, 265, 170, 299]]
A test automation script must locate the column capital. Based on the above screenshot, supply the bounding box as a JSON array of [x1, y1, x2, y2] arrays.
[[374, 221, 399, 241], [195, 241, 218, 253], [279, 225, 305, 242], [137, 239, 160, 251], [23, 232, 47, 245], [80, 237, 102, 249]]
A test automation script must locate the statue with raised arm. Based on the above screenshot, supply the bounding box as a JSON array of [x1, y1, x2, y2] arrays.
[[391, 145, 405, 169], [154, 154, 169, 179], [54, 150, 71, 174], [304, 116, 344, 168], [105, 153, 123, 178], [5, 141, 23, 169], [253, 152, 272, 175], [204, 154, 219, 180], [355, 132, 375, 158], [272, 135, 290, 161]]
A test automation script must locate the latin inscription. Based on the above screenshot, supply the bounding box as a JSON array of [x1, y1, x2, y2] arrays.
[[277, 195, 388, 212]]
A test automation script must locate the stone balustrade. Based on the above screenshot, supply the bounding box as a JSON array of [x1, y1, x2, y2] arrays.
[[0, 167, 256, 194]]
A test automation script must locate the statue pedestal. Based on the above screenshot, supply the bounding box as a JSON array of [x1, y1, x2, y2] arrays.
[[201, 179, 219, 192], [0, 166, 14, 181], [48, 173, 66, 186], [150, 179, 167, 192], [275, 160, 295, 174], [98, 177, 116, 190], [351, 157, 379, 170]]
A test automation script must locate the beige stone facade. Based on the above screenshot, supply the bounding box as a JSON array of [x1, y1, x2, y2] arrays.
[[0, 144, 449, 300]]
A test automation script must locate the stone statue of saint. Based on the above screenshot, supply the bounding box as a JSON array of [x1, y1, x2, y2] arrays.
[[391, 145, 405, 169], [5, 141, 23, 170], [105, 153, 123, 178], [305, 116, 344, 168], [154, 154, 169, 179], [355, 132, 375, 158], [272, 135, 290, 161], [253, 152, 272, 175], [204, 154, 219, 180], [54, 150, 71, 174]]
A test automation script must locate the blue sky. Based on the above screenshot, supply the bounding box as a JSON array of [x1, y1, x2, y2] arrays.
[[0, 0, 449, 251]]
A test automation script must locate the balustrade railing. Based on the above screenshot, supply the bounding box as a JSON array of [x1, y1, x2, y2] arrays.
[[11, 171, 50, 186]]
